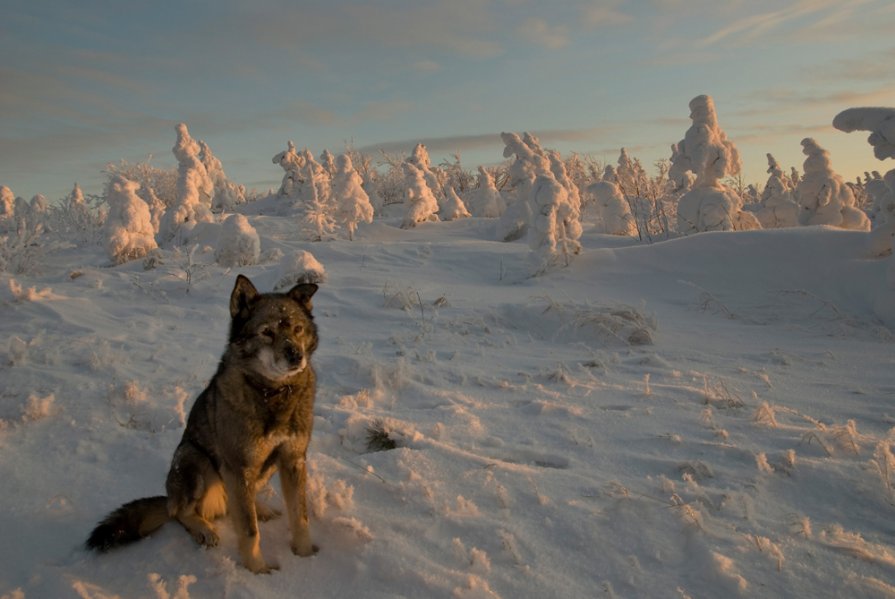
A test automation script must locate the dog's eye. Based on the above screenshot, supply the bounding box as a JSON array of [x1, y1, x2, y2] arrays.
[[293, 324, 304, 335]]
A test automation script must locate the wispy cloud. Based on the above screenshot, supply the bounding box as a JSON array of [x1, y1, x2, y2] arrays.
[[517, 18, 570, 49], [580, 1, 633, 28]]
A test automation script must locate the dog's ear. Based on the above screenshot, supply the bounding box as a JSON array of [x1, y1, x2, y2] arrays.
[[230, 274, 260, 318], [287, 283, 318, 312]]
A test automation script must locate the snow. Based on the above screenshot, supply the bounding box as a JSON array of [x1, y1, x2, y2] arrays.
[[3, 202, 895, 598]]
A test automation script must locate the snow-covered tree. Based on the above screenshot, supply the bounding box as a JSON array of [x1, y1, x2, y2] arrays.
[[332, 153, 374, 240], [528, 174, 581, 274], [441, 186, 471, 221], [795, 138, 869, 230], [467, 166, 506, 218], [103, 175, 157, 264], [319, 149, 336, 178], [407, 143, 444, 207], [834, 107, 895, 253], [158, 123, 215, 244], [586, 166, 637, 236], [496, 131, 551, 241], [273, 141, 304, 200], [0, 185, 14, 232], [401, 162, 440, 228], [138, 185, 166, 235], [13, 195, 31, 237], [672, 95, 760, 234], [215, 214, 260, 267], [298, 160, 336, 241], [301, 148, 331, 207], [548, 150, 581, 215], [199, 140, 245, 212], [756, 153, 799, 229]]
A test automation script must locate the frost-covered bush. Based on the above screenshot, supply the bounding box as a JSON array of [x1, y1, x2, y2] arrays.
[[273, 141, 304, 200], [158, 123, 216, 245], [199, 140, 245, 212], [441, 187, 471, 221], [332, 153, 374, 240], [273, 249, 326, 291], [46, 183, 105, 246], [401, 162, 439, 228], [756, 154, 799, 229], [586, 166, 637, 236], [672, 95, 760, 234], [302, 148, 332, 207], [407, 143, 444, 205], [795, 138, 869, 230], [496, 132, 552, 241], [0, 186, 15, 233], [103, 175, 158, 265], [529, 174, 581, 274], [215, 214, 260, 267], [467, 166, 506, 218], [104, 158, 178, 208], [834, 107, 895, 254], [298, 154, 337, 241]]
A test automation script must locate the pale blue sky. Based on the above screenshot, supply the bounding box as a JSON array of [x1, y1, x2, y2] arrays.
[[2, 0, 893, 201]]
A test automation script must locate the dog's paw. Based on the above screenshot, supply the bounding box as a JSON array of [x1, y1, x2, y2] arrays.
[[291, 540, 319, 557], [245, 557, 280, 574], [191, 527, 219, 548], [255, 501, 282, 522]]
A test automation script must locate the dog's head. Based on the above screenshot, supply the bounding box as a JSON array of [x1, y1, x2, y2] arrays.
[[227, 275, 319, 384]]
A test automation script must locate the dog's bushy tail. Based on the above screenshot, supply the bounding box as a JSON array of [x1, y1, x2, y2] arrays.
[[85, 496, 171, 552]]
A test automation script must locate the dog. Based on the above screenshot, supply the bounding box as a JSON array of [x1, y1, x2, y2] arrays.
[[86, 274, 319, 573]]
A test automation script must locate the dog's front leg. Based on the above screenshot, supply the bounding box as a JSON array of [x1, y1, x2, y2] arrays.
[[222, 466, 277, 573], [278, 449, 316, 557]]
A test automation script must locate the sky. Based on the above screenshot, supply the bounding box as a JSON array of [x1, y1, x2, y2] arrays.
[[2, 0, 894, 202]]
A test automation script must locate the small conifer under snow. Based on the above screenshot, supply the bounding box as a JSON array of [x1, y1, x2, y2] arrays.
[[756, 154, 799, 229], [673, 95, 760, 234], [214, 214, 260, 267], [467, 166, 506, 218], [103, 175, 157, 264], [158, 123, 215, 245], [587, 166, 637, 236], [401, 162, 440, 228], [332, 153, 374, 240], [441, 187, 471, 221], [795, 138, 869, 230]]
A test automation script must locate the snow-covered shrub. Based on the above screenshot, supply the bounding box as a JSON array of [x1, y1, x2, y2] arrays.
[[319, 149, 336, 177], [274, 249, 326, 291], [103, 175, 158, 265], [401, 162, 440, 228], [0, 189, 49, 275], [548, 150, 582, 214], [158, 123, 215, 245], [528, 174, 581, 274], [46, 183, 106, 246], [795, 138, 869, 230], [332, 153, 374, 240], [672, 95, 760, 234], [273, 140, 304, 200], [215, 214, 260, 267], [1, 186, 16, 233], [441, 187, 471, 221], [834, 106, 895, 254], [199, 140, 245, 212], [467, 166, 506, 218], [586, 166, 637, 236], [302, 148, 332, 207], [496, 131, 551, 241], [407, 143, 444, 205], [104, 158, 178, 208], [756, 154, 799, 229], [298, 155, 337, 241]]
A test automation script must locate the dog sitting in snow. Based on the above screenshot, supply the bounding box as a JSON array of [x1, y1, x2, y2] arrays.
[[86, 275, 319, 573]]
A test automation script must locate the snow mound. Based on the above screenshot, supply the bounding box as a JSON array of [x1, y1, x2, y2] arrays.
[[489, 297, 656, 346], [214, 213, 260, 267], [274, 249, 326, 290]]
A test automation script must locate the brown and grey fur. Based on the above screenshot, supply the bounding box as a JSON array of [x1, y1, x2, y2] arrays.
[[86, 275, 319, 573]]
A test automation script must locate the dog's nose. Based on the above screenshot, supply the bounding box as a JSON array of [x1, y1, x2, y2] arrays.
[[284, 343, 303, 366]]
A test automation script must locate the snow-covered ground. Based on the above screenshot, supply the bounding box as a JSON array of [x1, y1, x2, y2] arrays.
[[2, 212, 894, 598]]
